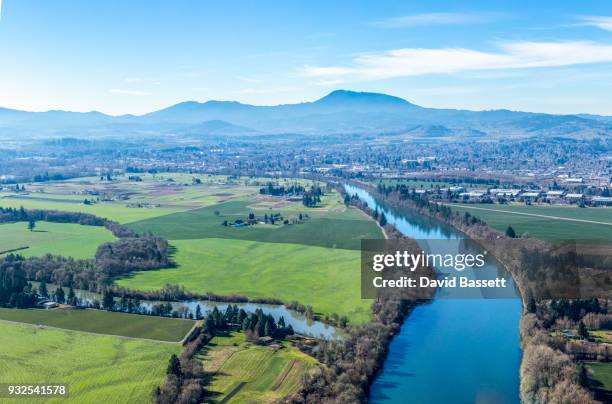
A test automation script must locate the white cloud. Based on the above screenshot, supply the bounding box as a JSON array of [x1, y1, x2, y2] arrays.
[[302, 41, 612, 82], [576, 15, 612, 32], [109, 88, 151, 96], [0, 0, 3, 20], [373, 12, 494, 28]]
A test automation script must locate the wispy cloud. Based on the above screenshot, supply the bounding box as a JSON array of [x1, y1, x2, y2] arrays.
[[575, 15, 612, 32], [372, 12, 496, 28], [236, 75, 264, 83], [109, 88, 151, 96], [302, 41, 612, 82], [0, 0, 3, 20]]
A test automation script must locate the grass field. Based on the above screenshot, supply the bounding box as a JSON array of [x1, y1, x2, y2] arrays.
[[200, 331, 316, 403], [0, 174, 309, 224], [0, 221, 116, 258], [0, 321, 179, 403], [0, 307, 194, 342], [116, 238, 372, 323], [127, 199, 380, 250], [447, 203, 612, 240], [586, 362, 612, 391]]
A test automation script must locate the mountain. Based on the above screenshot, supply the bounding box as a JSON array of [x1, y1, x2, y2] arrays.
[[0, 90, 609, 139]]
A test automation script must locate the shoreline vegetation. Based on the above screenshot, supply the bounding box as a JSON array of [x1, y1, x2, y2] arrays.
[[358, 179, 608, 403], [281, 185, 435, 403]]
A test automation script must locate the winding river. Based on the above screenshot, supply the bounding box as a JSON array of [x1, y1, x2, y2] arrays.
[[345, 184, 522, 404]]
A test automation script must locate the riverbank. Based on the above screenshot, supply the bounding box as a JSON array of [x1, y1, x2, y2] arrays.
[[365, 180, 599, 403], [285, 185, 435, 403]]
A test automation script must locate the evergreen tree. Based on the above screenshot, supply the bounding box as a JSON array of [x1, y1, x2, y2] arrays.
[[505, 226, 516, 238], [379, 212, 387, 227], [166, 354, 182, 377], [28, 219, 36, 232], [578, 321, 589, 339], [67, 287, 76, 306], [39, 280, 48, 298], [54, 287, 65, 304], [195, 304, 202, 320]]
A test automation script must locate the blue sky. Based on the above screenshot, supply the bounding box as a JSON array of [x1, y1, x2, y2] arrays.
[[1, 0, 612, 115]]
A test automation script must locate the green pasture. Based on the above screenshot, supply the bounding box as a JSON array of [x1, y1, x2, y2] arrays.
[[116, 238, 372, 324], [0, 221, 116, 259], [447, 203, 612, 240], [127, 200, 381, 250], [0, 307, 194, 342], [0, 321, 179, 403]]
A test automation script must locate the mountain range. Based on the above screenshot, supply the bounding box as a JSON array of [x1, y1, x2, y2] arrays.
[[0, 90, 609, 140]]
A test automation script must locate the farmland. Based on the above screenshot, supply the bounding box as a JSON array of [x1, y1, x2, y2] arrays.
[[126, 199, 379, 250], [446, 203, 612, 240], [116, 238, 372, 323], [1, 173, 380, 328], [0, 221, 115, 259], [200, 331, 316, 403], [0, 321, 179, 403], [586, 362, 612, 395], [0, 307, 195, 342]]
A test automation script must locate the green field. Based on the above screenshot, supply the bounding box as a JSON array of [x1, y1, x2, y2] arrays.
[[0, 221, 116, 258], [586, 362, 612, 391], [0, 307, 194, 342], [116, 238, 372, 323], [201, 332, 316, 403], [127, 199, 380, 250], [447, 203, 612, 240], [0, 321, 179, 403]]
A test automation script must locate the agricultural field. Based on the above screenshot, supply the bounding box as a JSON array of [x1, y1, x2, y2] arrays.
[[446, 203, 612, 240], [0, 307, 194, 342], [0, 321, 179, 403], [116, 238, 372, 323], [0, 174, 312, 223], [586, 362, 612, 393], [0, 221, 115, 258], [118, 188, 380, 324], [200, 331, 316, 403], [2, 174, 382, 324], [126, 198, 379, 250]]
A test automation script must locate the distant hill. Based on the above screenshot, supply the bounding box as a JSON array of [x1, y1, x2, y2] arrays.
[[0, 90, 610, 139]]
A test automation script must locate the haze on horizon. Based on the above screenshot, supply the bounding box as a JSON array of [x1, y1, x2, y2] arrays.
[[1, 0, 612, 116]]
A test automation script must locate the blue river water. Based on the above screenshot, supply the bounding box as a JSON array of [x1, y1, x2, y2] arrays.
[[345, 184, 522, 404]]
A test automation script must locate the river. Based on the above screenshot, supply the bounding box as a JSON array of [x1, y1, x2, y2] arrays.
[[345, 184, 522, 404], [31, 282, 336, 339]]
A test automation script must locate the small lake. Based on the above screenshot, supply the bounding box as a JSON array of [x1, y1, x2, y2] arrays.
[[345, 184, 522, 404], [31, 282, 337, 339]]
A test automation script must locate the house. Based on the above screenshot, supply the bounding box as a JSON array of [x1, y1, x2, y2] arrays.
[[520, 191, 541, 203], [565, 193, 584, 202], [591, 196, 612, 206], [545, 190, 565, 202], [489, 189, 520, 198], [43, 301, 59, 309], [256, 336, 274, 345]]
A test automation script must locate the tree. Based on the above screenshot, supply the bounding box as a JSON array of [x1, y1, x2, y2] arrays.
[[506, 226, 516, 238], [102, 290, 115, 310], [578, 321, 589, 339], [527, 296, 537, 314], [28, 219, 36, 232], [67, 287, 76, 306], [39, 280, 48, 298], [379, 212, 387, 227], [195, 304, 202, 320], [54, 287, 65, 304], [166, 354, 182, 377]]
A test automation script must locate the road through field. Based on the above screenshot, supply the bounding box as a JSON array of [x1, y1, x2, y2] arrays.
[[444, 204, 612, 226]]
